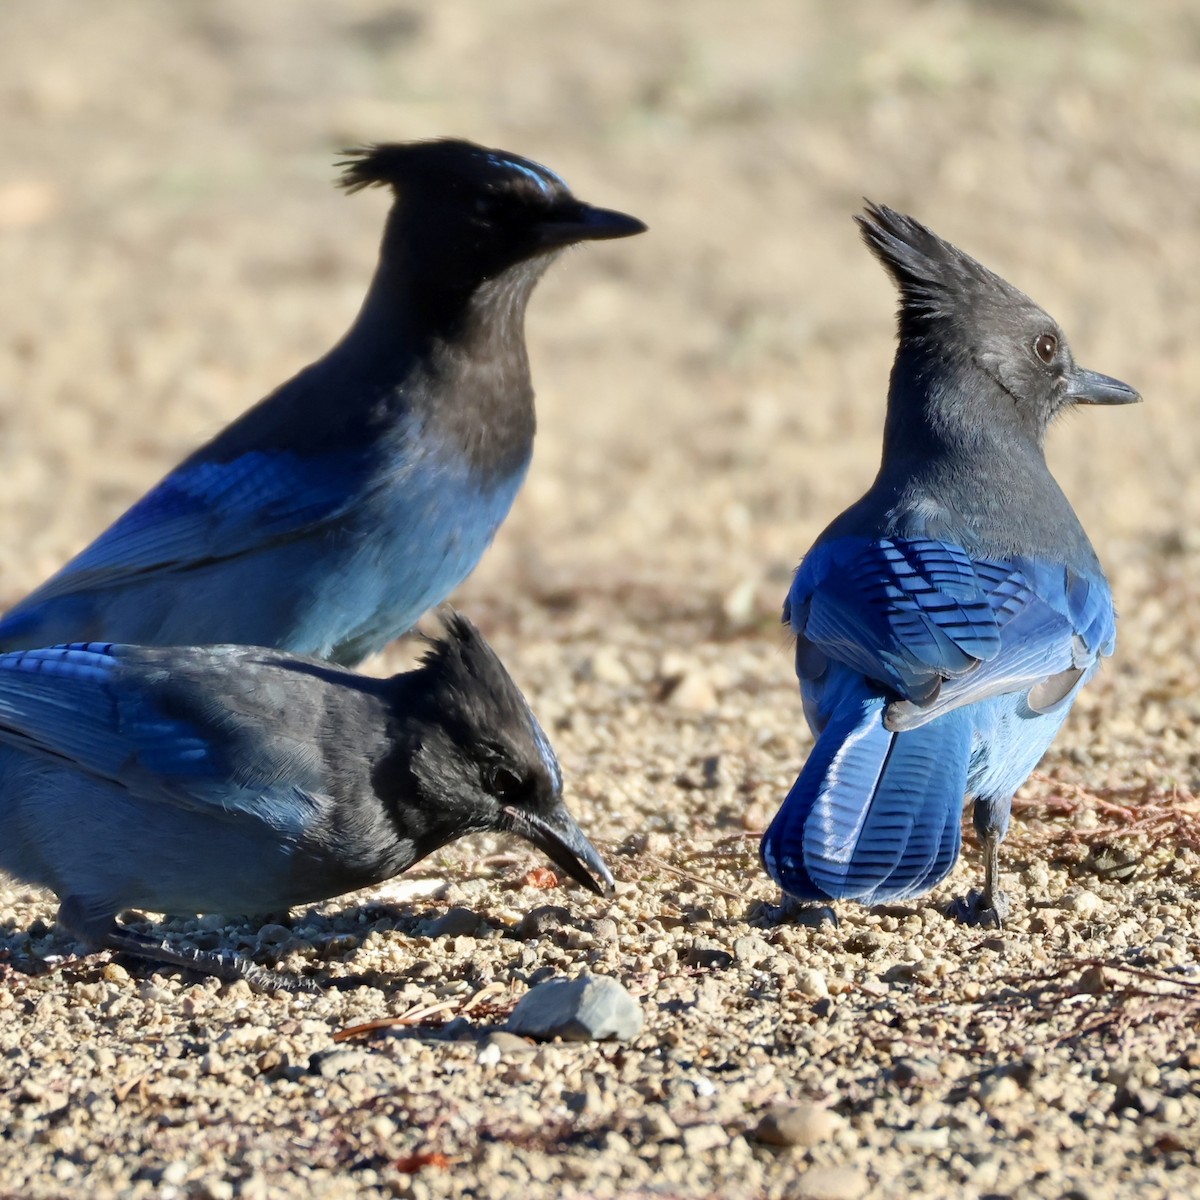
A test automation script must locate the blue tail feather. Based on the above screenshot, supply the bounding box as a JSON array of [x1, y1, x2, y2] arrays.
[[762, 694, 971, 904]]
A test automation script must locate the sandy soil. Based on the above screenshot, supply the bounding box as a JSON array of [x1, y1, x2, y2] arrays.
[[0, 2, 1198, 1197]]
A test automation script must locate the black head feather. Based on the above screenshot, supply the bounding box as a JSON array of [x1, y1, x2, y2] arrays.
[[332, 138, 644, 335], [413, 609, 560, 792], [855, 202, 1035, 331], [855, 201, 1139, 470], [380, 610, 612, 895], [337, 138, 573, 209]]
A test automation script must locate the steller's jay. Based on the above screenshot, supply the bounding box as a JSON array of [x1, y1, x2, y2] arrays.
[[761, 203, 1139, 925], [0, 140, 645, 664], [0, 612, 613, 991]]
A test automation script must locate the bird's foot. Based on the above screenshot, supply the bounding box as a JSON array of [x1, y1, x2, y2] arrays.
[[753, 894, 838, 928], [106, 926, 322, 995], [946, 888, 1012, 929]]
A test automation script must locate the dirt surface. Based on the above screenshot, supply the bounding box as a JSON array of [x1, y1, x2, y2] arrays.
[[1, 2, 1199, 1198]]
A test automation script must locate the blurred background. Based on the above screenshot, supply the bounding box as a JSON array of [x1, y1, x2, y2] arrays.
[[0, 0, 1196, 823]]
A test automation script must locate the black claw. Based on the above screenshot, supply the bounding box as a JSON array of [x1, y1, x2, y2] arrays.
[[946, 888, 1011, 928], [106, 926, 323, 995], [754, 894, 838, 928]]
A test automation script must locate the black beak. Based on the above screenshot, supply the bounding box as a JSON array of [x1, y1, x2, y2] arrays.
[[504, 804, 615, 896], [533, 203, 647, 250], [1065, 367, 1141, 406]]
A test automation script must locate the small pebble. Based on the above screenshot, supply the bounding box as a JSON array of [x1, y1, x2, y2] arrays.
[[893, 1127, 950, 1151], [686, 938, 734, 969], [161, 1161, 189, 1187], [732, 935, 772, 966], [979, 1073, 1021, 1109], [681, 1124, 727, 1155], [794, 968, 829, 998], [1061, 890, 1102, 919], [790, 1165, 869, 1200], [668, 671, 718, 712], [641, 1109, 680, 1140], [516, 905, 572, 939], [588, 648, 631, 687], [754, 1101, 845, 1148]]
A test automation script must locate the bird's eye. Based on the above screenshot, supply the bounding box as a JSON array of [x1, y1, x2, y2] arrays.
[[1034, 333, 1058, 364], [486, 763, 525, 801]]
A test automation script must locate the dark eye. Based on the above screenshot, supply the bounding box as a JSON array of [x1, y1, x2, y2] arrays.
[[486, 763, 525, 801], [473, 195, 500, 220], [1034, 333, 1058, 364]]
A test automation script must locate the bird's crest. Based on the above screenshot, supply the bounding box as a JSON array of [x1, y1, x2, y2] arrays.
[[416, 611, 562, 790], [856, 202, 1032, 326], [337, 139, 569, 203]]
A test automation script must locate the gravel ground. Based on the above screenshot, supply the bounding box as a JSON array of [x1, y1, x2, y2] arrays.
[[1, 2, 1199, 1198]]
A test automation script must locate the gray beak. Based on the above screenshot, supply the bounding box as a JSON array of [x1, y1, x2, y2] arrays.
[[504, 804, 615, 896], [1065, 367, 1141, 406], [533, 203, 647, 250]]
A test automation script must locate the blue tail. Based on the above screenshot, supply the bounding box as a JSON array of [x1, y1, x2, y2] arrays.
[[762, 693, 972, 904]]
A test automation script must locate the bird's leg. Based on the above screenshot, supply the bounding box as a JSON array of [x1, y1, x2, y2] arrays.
[[56, 894, 320, 993], [947, 797, 1012, 927], [104, 924, 323, 995], [977, 828, 1012, 925]]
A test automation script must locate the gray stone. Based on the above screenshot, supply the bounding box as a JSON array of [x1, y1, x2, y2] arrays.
[[515, 905, 573, 939], [732, 935, 772, 966], [421, 906, 484, 937], [505, 974, 643, 1042]]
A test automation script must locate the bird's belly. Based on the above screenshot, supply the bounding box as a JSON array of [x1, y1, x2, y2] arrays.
[[965, 692, 1077, 802], [300, 459, 528, 663], [0, 756, 313, 917]]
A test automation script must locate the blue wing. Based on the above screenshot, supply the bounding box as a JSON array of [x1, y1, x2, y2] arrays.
[[3, 450, 364, 608], [787, 537, 1115, 730], [0, 643, 323, 833], [769, 536, 1115, 904]]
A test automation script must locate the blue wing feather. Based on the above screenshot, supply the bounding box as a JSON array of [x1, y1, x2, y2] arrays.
[[796, 538, 1006, 699], [0, 644, 321, 831], [15, 451, 363, 603], [790, 537, 1115, 720]]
